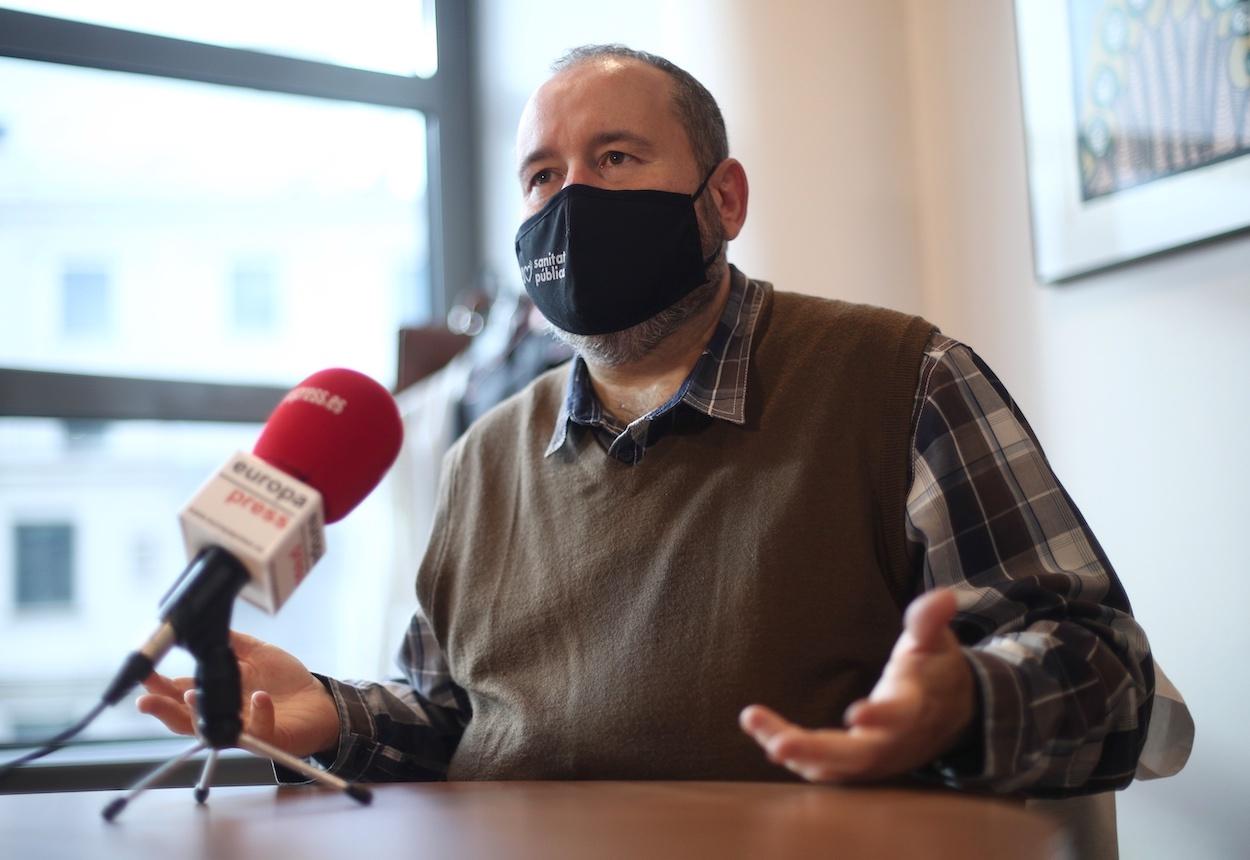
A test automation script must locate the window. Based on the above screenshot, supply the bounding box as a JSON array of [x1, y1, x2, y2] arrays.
[[61, 266, 112, 338], [229, 263, 280, 335], [14, 523, 74, 609], [0, 55, 432, 384], [0, 4, 475, 775]]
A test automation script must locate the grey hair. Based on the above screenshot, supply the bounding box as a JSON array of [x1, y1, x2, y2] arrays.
[[552, 44, 729, 175]]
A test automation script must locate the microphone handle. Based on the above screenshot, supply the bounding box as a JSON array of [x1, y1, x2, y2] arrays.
[[102, 547, 250, 707]]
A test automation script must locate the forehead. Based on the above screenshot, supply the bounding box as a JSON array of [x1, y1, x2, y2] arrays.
[[516, 58, 690, 162]]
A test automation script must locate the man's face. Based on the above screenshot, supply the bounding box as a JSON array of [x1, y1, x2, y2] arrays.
[[514, 57, 728, 367], [516, 58, 704, 216]]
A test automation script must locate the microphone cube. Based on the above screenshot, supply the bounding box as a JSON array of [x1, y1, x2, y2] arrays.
[[179, 451, 326, 614]]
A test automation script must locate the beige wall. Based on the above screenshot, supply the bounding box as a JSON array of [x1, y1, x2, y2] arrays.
[[474, 2, 1249, 855]]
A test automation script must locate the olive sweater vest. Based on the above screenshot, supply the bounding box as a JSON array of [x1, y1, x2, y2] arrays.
[[417, 285, 935, 781]]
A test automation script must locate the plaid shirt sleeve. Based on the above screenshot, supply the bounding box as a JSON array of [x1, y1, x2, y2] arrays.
[[907, 335, 1154, 796], [276, 607, 468, 783]]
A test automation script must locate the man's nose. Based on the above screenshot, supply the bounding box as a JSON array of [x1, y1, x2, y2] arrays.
[[564, 164, 602, 189]]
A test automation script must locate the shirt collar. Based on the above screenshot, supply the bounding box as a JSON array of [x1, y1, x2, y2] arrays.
[[545, 266, 768, 458]]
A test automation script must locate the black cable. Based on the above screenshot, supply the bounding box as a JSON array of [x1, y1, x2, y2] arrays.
[[0, 699, 109, 782], [0, 648, 156, 783]]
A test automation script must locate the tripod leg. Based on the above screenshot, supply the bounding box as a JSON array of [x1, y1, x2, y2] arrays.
[[237, 733, 371, 805], [102, 739, 208, 822], [194, 748, 220, 804]]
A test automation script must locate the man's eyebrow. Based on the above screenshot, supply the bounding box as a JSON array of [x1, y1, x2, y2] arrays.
[[517, 130, 657, 181], [518, 147, 556, 182]]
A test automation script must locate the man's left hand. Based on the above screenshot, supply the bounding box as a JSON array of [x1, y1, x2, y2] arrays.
[[740, 588, 976, 782]]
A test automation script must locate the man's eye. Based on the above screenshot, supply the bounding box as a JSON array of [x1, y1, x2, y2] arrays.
[[603, 151, 630, 167], [531, 169, 552, 187]]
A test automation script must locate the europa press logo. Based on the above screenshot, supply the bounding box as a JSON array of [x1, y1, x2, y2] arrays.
[[529, 251, 566, 285]]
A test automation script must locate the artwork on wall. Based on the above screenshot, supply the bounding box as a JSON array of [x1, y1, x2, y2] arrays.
[[1015, 0, 1250, 282]]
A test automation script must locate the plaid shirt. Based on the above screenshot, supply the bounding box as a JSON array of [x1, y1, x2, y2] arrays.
[[308, 270, 1153, 795]]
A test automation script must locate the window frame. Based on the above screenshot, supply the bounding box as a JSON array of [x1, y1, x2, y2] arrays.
[[0, 3, 477, 793]]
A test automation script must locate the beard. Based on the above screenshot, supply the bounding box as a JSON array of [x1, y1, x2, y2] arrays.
[[549, 198, 729, 368]]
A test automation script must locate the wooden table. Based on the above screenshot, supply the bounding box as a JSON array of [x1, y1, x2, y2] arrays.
[[0, 781, 1068, 859]]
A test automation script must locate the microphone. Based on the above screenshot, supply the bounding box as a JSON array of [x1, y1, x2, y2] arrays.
[[104, 367, 404, 705], [184, 366, 404, 613]]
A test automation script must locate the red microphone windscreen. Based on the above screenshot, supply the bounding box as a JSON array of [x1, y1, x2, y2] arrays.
[[253, 368, 403, 524]]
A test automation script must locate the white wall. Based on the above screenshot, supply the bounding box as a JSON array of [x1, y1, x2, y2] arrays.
[[904, 3, 1248, 858], [473, 1, 1248, 855]]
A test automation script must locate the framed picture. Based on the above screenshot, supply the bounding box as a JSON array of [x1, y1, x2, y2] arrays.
[[1014, 0, 1250, 282]]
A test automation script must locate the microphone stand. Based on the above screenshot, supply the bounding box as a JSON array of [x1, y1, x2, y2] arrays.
[[102, 548, 371, 821]]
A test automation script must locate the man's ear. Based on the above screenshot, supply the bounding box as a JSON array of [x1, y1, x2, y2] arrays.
[[708, 158, 749, 241]]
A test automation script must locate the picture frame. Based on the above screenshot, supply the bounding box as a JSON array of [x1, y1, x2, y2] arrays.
[[1014, 0, 1250, 282]]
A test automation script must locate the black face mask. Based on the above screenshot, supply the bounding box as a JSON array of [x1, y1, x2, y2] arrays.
[[514, 167, 720, 336]]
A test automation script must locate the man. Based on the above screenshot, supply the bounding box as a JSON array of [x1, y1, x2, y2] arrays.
[[140, 45, 1154, 795]]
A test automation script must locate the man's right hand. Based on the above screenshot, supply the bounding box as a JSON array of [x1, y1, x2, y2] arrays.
[[136, 631, 341, 760]]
